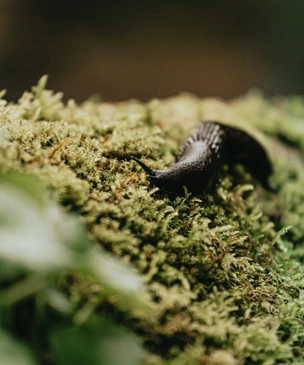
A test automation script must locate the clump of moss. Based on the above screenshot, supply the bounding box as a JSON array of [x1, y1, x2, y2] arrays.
[[0, 77, 303, 364]]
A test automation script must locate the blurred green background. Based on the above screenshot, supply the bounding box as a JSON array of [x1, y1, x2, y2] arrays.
[[1, 0, 304, 101]]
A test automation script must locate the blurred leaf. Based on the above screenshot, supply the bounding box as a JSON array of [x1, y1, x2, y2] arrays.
[[82, 250, 151, 316], [0, 329, 36, 365], [0, 183, 72, 272], [51, 317, 145, 365], [44, 289, 74, 315], [0, 275, 46, 306], [0, 172, 47, 206], [87, 250, 143, 294]]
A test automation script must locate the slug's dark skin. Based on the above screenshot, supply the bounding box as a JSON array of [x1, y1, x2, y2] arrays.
[[131, 121, 274, 196]]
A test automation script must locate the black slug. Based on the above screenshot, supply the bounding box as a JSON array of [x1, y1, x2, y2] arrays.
[[131, 121, 274, 195]]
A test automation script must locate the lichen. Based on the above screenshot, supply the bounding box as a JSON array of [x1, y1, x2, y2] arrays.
[[0, 77, 303, 364]]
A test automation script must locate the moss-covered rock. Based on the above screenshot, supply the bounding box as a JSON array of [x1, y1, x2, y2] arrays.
[[0, 77, 303, 364]]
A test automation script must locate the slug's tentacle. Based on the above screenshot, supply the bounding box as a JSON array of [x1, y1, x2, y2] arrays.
[[130, 156, 156, 176], [132, 121, 274, 196]]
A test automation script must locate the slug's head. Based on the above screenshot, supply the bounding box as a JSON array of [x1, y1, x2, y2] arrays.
[[131, 156, 178, 192], [131, 156, 201, 195]]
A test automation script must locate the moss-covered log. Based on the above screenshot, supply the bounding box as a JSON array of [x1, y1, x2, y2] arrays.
[[0, 77, 303, 364]]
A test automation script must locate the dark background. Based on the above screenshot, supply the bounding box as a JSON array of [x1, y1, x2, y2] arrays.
[[1, 0, 304, 102]]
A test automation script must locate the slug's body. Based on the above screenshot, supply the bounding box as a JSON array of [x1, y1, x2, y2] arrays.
[[132, 121, 273, 195]]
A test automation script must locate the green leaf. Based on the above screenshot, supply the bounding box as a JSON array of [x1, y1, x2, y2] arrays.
[[0, 183, 72, 272], [51, 317, 145, 365], [0, 329, 36, 365], [0, 172, 47, 206]]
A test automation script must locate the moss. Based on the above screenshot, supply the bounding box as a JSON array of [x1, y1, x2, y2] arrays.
[[1, 77, 304, 364]]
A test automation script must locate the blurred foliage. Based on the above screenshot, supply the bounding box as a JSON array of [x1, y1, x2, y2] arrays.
[[0, 77, 304, 364], [0, 171, 148, 364]]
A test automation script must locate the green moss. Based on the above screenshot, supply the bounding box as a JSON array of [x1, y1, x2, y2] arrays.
[[0, 77, 304, 364]]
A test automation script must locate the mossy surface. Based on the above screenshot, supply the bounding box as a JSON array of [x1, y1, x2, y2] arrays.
[[0, 77, 304, 364]]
